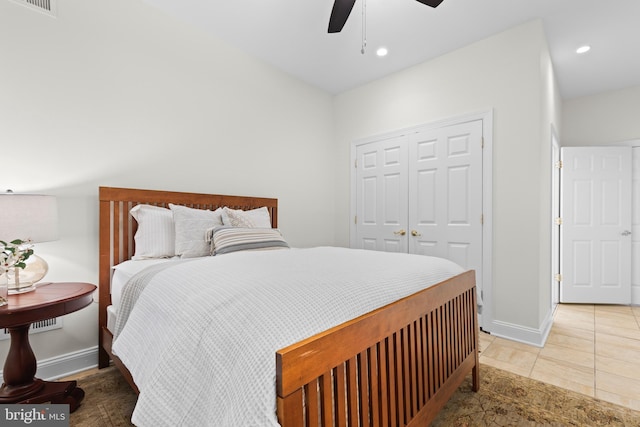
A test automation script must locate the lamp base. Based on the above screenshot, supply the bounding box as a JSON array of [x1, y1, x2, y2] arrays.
[[8, 255, 48, 295]]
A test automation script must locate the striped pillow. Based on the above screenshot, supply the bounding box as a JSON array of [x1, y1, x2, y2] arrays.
[[210, 226, 289, 255]]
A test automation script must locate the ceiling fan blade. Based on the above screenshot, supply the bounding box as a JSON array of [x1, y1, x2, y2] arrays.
[[415, 0, 445, 7], [328, 0, 357, 33]]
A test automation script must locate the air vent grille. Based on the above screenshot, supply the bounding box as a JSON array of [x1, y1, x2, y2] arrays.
[[10, 0, 57, 17], [1, 317, 62, 341]]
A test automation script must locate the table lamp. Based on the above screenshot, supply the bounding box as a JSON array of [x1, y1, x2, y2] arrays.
[[0, 190, 59, 293]]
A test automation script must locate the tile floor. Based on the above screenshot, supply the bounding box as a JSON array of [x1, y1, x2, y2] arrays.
[[480, 303, 640, 411]]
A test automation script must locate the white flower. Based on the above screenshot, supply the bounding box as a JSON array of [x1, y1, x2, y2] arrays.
[[0, 239, 34, 273]]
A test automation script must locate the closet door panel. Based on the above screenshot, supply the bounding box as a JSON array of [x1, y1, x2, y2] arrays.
[[409, 120, 483, 275], [355, 137, 409, 253]]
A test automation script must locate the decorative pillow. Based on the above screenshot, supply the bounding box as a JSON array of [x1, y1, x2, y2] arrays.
[[170, 204, 224, 258], [222, 206, 271, 228], [130, 204, 175, 259], [210, 226, 289, 255]]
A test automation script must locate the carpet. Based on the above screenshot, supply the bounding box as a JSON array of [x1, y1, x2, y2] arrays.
[[70, 365, 640, 426]]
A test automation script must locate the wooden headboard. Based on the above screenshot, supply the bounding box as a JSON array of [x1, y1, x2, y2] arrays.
[[98, 186, 278, 367]]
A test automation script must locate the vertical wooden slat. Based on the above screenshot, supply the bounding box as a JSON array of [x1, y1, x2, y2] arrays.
[[402, 325, 411, 422], [358, 350, 369, 426], [278, 389, 304, 427], [447, 302, 453, 376], [378, 341, 389, 427], [113, 201, 121, 265], [306, 380, 320, 427], [387, 335, 398, 427], [410, 321, 419, 416], [334, 364, 347, 427], [416, 317, 424, 408], [394, 332, 404, 426], [439, 306, 446, 387], [346, 357, 359, 426], [369, 345, 380, 427], [320, 371, 334, 426], [425, 312, 434, 399]]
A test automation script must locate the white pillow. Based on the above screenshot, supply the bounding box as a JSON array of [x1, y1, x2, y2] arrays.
[[130, 204, 175, 259], [221, 206, 271, 228], [170, 204, 224, 258]]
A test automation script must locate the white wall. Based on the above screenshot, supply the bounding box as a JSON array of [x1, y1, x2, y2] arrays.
[[562, 85, 640, 146], [0, 0, 335, 372], [334, 20, 561, 343], [538, 41, 563, 328]]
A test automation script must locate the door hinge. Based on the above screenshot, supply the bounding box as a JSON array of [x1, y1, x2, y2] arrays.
[[555, 160, 563, 169], [555, 217, 562, 225], [555, 273, 562, 282], [354, 215, 357, 224], [481, 137, 484, 149], [355, 159, 357, 168], [480, 214, 484, 225]]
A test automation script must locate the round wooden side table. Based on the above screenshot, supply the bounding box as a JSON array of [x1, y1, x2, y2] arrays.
[[0, 282, 96, 412]]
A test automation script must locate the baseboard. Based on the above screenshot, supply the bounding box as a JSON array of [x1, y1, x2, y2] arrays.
[[0, 346, 99, 381], [488, 311, 554, 348]]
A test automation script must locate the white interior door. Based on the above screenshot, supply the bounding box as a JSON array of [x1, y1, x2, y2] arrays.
[[561, 146, 632, 304], [408, 120, 483, 278], [632, 147, 640, 303], [354, 136, 409, 252]]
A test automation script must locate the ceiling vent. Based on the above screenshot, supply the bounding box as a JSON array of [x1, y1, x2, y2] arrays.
[[10, 0, 57, 17]]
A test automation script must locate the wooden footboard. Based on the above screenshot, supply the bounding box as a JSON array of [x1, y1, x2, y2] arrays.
[[276, 270, 478, 427]]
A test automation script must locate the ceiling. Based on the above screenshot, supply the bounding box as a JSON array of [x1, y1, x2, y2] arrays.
[[140, 0, 640, 99]]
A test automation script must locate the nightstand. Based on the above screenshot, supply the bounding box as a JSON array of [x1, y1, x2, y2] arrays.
[[0, 282, 96, 412]]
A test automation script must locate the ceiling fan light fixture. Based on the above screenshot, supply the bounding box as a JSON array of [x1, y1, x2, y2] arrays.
[[576, 45, 591, 54], [376, 47, 388, 57]]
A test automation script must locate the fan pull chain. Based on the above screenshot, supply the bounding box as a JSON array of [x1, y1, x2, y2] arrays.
[[361, 0, 367, 54]]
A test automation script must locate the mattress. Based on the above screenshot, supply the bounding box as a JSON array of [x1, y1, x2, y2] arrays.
[[107, 258, 176, 333]]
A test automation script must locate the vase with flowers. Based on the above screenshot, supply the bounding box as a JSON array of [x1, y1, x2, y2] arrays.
[[0, 239, 34, 305]]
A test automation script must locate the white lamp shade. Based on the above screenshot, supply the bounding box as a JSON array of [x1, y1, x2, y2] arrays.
[[0, 193, 59, 243]]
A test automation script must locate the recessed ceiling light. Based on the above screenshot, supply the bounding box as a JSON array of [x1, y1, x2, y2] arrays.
[[376, 47, 388, 57], [576, 45, 591, 54]]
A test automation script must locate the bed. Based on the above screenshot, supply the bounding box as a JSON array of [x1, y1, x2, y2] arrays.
[[98, 186, 479, 426]]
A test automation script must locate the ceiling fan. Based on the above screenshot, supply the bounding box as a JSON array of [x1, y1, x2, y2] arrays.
[[328, 0, 445, 33]]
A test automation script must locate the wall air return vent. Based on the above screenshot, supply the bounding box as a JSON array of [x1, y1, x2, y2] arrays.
[[10, 0, 57, 17], [1, 317, 63, 341]]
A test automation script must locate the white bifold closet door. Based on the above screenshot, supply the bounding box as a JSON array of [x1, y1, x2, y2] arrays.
[[354, 119, 483, 278], [560, 146, 632, 304]]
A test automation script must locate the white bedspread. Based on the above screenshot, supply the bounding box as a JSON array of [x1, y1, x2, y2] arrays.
[[112, 247, 464, 427]]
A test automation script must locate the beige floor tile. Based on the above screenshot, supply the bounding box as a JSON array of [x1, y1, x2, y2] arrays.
[[553, 310, 594, 332], [596, 370, 640, 401], [480, 340, 538, 377], [530, 357, 594, 397], [595, 312, 640, 332], [596, 332, 640, 361], [595, 305, 636, 316], [480, 354, 535, 378], [545, 328, 594, 353], [595, 323, 640, 341], [596, 389, 640, 412], [538, 343, 594, 369], [478, 331, 495, 354], [596, 354, 640, 381], [487, 336, 541, 354], [556, 304, 594, 314]]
